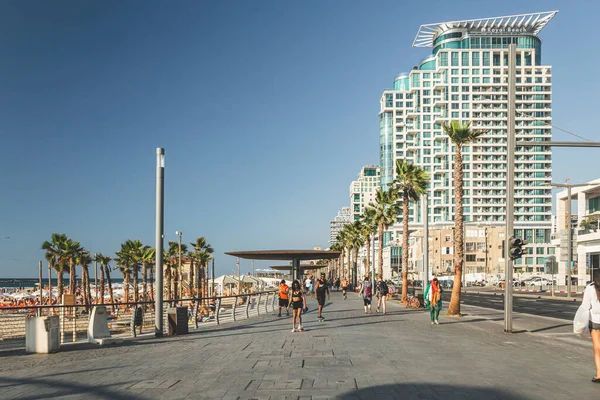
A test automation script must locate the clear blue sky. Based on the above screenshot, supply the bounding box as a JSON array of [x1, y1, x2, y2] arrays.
[[1, 0, 598, 278]]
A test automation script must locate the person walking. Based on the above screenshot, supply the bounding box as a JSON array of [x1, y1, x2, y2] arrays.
[[287, 280, 307, 332], [304, 276, 312, 295], [376, 276, 389, 314], [314, 272, 330, 321], [424, 277, 443, 325], [277, 280, 289, 317], [358, 276, 373, 314], [341, 277, 349, 300], [576, 273, 600, 382]]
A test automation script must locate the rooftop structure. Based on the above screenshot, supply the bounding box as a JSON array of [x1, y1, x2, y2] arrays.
[[413, 11, 558, 47]]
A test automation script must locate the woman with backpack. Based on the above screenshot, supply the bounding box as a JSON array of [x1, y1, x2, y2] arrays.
[[358, 276, 373, 314], [376, 276, 389, 314]]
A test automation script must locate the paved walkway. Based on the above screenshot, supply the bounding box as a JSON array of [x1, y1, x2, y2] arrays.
[[0, 292, 597, 399]]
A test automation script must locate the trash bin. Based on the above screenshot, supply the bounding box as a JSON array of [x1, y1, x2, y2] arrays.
[[167, 307, 188, 335], [26, 315, 60, 353]]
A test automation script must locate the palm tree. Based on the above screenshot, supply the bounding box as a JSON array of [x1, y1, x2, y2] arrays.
[[359, 208, 377, 279], [63, 238, 83, 295], [42, 233, 67, 301], [76, 250, 93, 309], [349, 221, 364, 286], [166, 241, 188, 300], [191, 237, 214, 300], [329, 243, 343, 279], [443, 120, 485, 316], [115, 244, 134, 303], [368, 188, 401, 279], [335, 232, 347, 280], [393, 159, 429, 304], [125, 240, 145, 303], [95, 253, 112, 304], [141, 247, 155, 302]]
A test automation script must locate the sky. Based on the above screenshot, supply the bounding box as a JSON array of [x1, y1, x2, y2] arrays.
[[1, 0, 599, 278]]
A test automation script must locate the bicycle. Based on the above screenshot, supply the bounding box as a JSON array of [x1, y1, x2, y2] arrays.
[[404, 292, 421, 309]]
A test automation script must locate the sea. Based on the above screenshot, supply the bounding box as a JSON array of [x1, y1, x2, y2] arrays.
[[0, 278, 126, 290]]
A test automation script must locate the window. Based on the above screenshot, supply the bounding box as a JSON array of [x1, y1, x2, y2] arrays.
[[536, 247, 545, 255], [466, 255, 476, 262], [462, 69, 469, 75], [472, 52, 480, 66], [439, 52, 448, 66], [451, 52, 459, 66], [451, 69, 459, 75], [462, 52, 469, 66], [472, 68, 480, 75], [483, 52, 490, 66], [462, 94, 469, 101]]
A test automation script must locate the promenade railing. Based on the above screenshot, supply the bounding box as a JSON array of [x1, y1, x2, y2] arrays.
[[0, 290, 278, 349]]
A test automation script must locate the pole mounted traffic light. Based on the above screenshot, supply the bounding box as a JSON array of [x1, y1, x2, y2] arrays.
[[508, 236, 527, 260]]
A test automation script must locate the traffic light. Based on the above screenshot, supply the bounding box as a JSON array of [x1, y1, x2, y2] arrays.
[[508, 236, 527, 260]]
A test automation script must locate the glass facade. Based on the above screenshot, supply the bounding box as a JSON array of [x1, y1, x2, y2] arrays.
[[379, 21, 553, 272]]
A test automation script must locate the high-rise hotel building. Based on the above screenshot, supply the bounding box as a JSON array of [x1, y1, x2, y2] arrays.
[[379, 12, 557, 272], [350, 165, 381, 222]]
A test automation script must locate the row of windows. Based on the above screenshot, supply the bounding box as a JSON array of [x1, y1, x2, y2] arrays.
[[439, 51, 534, 67]]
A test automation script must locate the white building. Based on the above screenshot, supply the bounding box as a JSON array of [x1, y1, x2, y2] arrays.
[[329, 206, 352, 245], [378, 11, 556, 274], [551, 178, 600, 286], [349, 165, 381, 222]]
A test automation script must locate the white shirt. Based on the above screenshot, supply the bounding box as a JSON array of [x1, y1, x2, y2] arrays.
[[581, 284, 600, 324], [305, 278, 311, 287]]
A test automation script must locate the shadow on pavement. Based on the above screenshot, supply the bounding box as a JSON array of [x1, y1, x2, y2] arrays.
[[337, 382, 529, 400], [0, 375, 144, 400]]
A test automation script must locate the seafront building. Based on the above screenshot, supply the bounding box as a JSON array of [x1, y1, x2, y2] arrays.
[[551, 178, 600, 286], [349, 165, 381, 222], [329, 206, 352, 245], [378, 11, 557, 277]]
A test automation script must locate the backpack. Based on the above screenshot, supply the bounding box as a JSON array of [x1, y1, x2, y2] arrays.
[[365, 284, 372, 297], [379, 281, 388, 295]]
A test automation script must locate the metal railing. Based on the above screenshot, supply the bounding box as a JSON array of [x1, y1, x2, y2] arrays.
[[0, 290, 277, 349]]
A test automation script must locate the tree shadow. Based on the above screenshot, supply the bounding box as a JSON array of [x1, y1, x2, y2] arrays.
[[337, 382, 529, 399], [0, 375, 145, 400]]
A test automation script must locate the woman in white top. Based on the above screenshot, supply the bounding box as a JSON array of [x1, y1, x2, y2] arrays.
[[581, 274, 600, 383]]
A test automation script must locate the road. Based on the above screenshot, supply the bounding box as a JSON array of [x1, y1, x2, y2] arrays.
[[442, 291, 581, 320]]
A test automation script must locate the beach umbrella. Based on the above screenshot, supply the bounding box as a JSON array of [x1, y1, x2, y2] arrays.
[[11, 292, 34, 300]]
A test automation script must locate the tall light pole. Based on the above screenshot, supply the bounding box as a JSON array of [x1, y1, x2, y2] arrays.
[[504, 44, 516, 333], [422, 193, 429, 284], [175, 231, 182, 302], [371, 237, 376, 292], [155, 148, 165, 338], [551, 182, 591, 297]]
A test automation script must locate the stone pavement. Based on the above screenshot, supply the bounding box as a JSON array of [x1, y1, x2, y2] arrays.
[[0, 291, 597, 400]]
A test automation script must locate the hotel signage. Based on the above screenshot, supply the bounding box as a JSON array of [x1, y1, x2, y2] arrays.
[[471, 26, 536, 35]]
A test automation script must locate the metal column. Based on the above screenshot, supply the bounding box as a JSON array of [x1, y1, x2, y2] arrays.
[[504, 44, 516, 333], [155, 148, 165, 338], [422, 193, 429, 284]]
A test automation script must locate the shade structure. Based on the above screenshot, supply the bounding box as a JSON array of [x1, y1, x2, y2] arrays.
[[224, 250, 340, 281], [270, 264, 326, 271]]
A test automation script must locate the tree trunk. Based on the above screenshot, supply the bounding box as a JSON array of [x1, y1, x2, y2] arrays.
[[173, 267, 179, 300], [84, 266, 92, 309], [105, 265, 114, 306], [377, 222, 384, 279], [448, 146, 464, 316], [365, 235, 371, 279], [81, 268, 87, 307], [100, 264, 105, 305], [69, 259, 76, 294], [133, 267, 139, 303], [189, 259, 194, 297], [353, 248, 358, 287], [402, 190, 410, 305], [346, 248, 351, 283], [166, 266, 172, 300], [124, 273, 130, 304], [149, 264, 154, 302], [339, 249, 344, 279], [142, 262, 147, 302], [57, 271, 64, 303]]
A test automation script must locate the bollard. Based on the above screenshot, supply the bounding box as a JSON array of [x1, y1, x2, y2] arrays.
[[257, 293, 262, 315], [216, 298, 221, 325], [194, 297, 199, 329], [246, 295, 251, 319], [264, 292, 269, 314], [232, 296, 237, 322]]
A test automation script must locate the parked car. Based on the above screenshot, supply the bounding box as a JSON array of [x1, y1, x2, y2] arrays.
[[526, 277, 553, 287]]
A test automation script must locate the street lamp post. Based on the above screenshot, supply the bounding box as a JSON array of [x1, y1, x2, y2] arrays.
[[237, 258, 241, 295], [175, 231, 182, 303], [155, 148, 165, 338]]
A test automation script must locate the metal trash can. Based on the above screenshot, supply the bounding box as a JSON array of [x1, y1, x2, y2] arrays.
[[26, 315, 60, 353], [167, 307, 188, 335]]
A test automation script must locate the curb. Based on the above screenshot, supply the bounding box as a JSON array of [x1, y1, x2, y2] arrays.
[[460, 290, 582, 302]]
